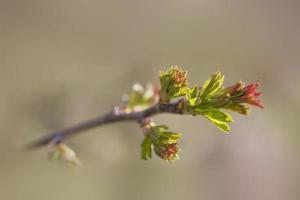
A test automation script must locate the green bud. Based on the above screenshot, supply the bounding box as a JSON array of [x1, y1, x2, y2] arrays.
[[124, 83, 159, 112], [48, 143, 82, 166], [159, 66, 188, 103], [140, 124, 182, 162]]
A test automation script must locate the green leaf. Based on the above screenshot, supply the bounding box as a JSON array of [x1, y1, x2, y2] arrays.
[[199, 72, 224, 98], [186, 86, 200, 106], [141, 136, 152, 160], [195, 107, 233, 132], [226, 104, 250, 115], [159, 132, 182, 144], [151, 125, 181, 144], [205, 115, 231, 132], [153, 125, 169, 133], [173, 87, 188, 98]]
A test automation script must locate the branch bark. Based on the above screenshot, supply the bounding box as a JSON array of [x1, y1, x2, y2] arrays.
[[28, 100, 184, 149]]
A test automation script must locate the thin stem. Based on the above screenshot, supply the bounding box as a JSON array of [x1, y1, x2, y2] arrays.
[[28, 100, 184, 149]]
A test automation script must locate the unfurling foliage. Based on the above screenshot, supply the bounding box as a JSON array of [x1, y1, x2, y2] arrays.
[[140, 120, 181, 162], [126, 66, 262, 162], [159, 66, 188, 103], [37, 66, 263, 165]]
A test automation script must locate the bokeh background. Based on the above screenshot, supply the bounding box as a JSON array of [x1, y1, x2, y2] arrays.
[[1, 0, 299, 200]]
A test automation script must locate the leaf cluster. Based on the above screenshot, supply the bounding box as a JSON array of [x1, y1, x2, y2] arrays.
[[141, 124, 181, 162], [160, 68, 263, 132]]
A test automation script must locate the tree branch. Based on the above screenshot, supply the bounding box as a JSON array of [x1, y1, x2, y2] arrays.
[[28, 100, 184, 149], [27, 67, 264, 164]]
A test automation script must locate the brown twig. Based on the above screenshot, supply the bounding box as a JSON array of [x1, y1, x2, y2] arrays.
[[27, 100, 184, 149]]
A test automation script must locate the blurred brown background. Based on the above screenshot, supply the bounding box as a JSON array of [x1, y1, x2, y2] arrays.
[[0, 0, 299, 200]]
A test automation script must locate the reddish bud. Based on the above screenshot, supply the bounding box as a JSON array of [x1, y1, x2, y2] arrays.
[[237, 81, 264, 108]]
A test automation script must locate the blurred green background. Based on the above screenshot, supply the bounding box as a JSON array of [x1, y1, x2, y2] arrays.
[[1, 0, 299, 200]]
